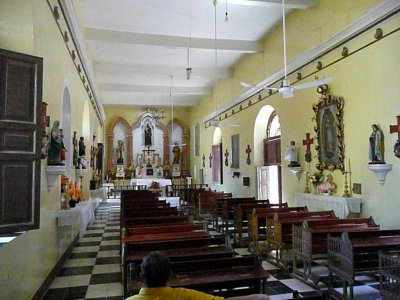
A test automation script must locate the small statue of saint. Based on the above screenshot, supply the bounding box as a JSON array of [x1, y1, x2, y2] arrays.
[[144, 124, 152, 146], [116, 140, 124, 164], [284, 141, 300, 167], [172, 142, 181, 165], [47, 120, 64, 165], [369, 124, 385, 164], [79, 137, 86, 157]]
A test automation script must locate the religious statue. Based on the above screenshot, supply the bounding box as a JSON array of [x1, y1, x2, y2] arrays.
[[172, 142, 181, 165], [47, 120, 64, 165], [72, 131, 78, 166], [369, 124, 385, 164], [284, 141, 300, 167], [144, 124, 152, 146], [163, 161, 171, 178], [77, 156, 89, 169], [394, 139, 400, 159], [79, 136, 86, 157], [116, 140, 124, 164]]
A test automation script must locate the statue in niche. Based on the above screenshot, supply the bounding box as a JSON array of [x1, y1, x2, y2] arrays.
[[369, 124, 385, 164], [172, 142, 181, 165], [116, 140, 124, 164], [144, 124, 152, 146], [47, 120, 64, 165]]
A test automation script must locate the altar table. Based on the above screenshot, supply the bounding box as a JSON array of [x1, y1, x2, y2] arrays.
[[158, 196, 180, 208], [294, 193, 362, 219], [130, 178, 172, 187]]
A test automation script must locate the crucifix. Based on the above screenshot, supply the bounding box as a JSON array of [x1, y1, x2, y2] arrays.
[[209, 153, 212, 168], [224, 149, 229, 166], [302, 132, 314, 163], [245, 145, 251, 165], [202, 154, 205, 167], [390, 115, 400, 158]]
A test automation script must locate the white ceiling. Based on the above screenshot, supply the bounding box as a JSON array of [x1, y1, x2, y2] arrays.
[[73, 0, 317, 108]]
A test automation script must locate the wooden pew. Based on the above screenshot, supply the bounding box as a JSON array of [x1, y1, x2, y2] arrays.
[[123, 215, 190, 227], [127, 255, 268, 297], [233, 202, 287, 245], [269, 210, 337, 266], [327, 229, 400, 299], [126, 223, 205, 236], [196, 190, 232, 219], [292, 217, 379, 284], [247, 206, 307, 253], [123, 235, 229, 296], [379, 251, 400, 300]]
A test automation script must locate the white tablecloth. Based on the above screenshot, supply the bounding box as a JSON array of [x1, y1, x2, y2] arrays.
[[158, 196, 180, 208], [294, 193, 362, 219], [130, 178, 172, 187], [57, 199, 98, 237]]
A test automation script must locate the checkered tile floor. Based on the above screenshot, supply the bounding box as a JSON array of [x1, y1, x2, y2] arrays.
[[42, 200, 383, 300]]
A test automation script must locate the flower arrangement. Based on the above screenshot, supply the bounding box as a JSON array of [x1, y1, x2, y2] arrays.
[[68, 180, 83, 206], [309, 171, 323, 184]]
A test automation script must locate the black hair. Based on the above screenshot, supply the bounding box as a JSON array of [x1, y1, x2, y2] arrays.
[[141, 251, 171, 287]]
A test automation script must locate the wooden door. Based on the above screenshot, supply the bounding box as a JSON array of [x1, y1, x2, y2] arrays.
[[0, 49, 43, 234]]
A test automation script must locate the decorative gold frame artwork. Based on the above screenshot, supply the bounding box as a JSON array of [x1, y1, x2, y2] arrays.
[[313, 86, 345, 172]]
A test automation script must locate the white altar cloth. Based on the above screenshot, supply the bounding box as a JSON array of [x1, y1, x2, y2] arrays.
[[158, 196, 180, 208], [130, 178, 172, 187], [57, 199, 99, 237], [294, 193, 362, 219]]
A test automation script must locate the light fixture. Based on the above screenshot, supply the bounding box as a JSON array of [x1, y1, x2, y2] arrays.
[[186, 15, 193, 80], [146, 108, 165, 120]]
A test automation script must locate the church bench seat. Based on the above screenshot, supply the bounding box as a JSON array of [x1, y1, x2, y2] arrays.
[[233, 201, 287, 245], [127, 255, 268, 297], [125, 223, 205, 235], [292, 217, 379, 283], [268, 210, 337, 266], [123, 215, 190, 227], [327, 229, 400, 300], [247, 206, 307, 254]]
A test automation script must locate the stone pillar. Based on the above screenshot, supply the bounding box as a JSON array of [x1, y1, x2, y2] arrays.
[[107, 134, 114, 173], [181, 133, 189, 176], [163, 134, 169, 164], [127, 133, 133, 167]]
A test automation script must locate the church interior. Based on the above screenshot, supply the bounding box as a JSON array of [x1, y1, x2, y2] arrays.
[[1, 0, 400, 299]]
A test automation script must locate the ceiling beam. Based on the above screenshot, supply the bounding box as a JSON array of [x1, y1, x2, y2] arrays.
[[94, 62, 232, 80], [99, 83, 211, 95], [86, 28, 263, 53], [227, 0, 317, 9]]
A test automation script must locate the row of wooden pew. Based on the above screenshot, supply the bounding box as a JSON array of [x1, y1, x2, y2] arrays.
[[120, 189, 269, 298], [244, 205, 400, 300]]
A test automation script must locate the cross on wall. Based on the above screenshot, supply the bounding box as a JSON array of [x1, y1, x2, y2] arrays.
[[246, 145, 251, 165], [303, 132, 314, 163]]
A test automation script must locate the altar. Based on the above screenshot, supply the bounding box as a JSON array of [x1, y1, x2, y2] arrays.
[[130, 178, 172, 187], [294, 193, 362, 219]]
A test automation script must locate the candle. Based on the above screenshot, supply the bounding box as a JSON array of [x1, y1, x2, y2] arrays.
[[348, 158, 351, 173], [344, 159, 347, 173], [194, 165, 197, 180]]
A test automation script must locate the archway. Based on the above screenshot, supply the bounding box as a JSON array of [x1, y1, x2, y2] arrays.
[[254, 105, 281, 203], [61, 86, 72, 178]]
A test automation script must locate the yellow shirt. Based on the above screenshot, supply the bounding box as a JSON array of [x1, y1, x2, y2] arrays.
[[126, 286, 224, 300]]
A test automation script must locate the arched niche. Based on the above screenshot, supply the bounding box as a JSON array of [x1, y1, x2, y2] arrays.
[[61, 86, 72, 178], [131, 111, 166, 168], [106, 117, 131, 174], [166, 118, 190, 176]]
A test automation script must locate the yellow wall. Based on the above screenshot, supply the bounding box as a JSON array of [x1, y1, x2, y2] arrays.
[[0, 1, 102, 299], [189, 0, 400, 228]]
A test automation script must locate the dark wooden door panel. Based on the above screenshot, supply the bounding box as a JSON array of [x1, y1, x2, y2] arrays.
[[0, 48, 42, 234]]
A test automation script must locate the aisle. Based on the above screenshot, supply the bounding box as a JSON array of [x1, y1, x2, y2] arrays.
[[42, 200, 123, 299]]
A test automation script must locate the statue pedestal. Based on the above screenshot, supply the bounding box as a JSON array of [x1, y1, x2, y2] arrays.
[[172, 164, 181, 177], [75, 168, 88, 188], [116, 164, 125, 178], [45, 165, 66, 192]]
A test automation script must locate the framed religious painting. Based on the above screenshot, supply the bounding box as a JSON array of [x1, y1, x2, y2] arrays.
[[313, 86, 345, 172], [212, 143, 223, 184], [194, 123, 200, 156], [231, 134, 240, 168]]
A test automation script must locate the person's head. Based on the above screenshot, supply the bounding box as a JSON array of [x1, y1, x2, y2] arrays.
[[140, 251, 171, 288]]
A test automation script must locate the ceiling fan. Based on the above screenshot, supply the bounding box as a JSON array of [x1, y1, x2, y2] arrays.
[[240, 0, 332, 98], [210, 0, 239, 128]]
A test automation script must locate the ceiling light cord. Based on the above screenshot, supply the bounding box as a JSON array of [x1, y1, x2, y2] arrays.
[[214, 0, 218, 120], [282, 0, 287, 79], [225, 0, 229, 22]]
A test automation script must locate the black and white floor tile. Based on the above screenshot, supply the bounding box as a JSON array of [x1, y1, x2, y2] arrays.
[[42, 199, 382, 300]]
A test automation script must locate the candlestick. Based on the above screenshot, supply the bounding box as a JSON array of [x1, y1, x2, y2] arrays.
[[348, 158, 351, 173]]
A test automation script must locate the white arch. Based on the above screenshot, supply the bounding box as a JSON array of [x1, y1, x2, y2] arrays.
[[61, 86, 72, 178], [254, 105, 275, 166], [212, 127, 222, 145]]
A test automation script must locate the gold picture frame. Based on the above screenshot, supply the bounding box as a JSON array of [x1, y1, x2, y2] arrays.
[[313, 86, 345, 172]]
